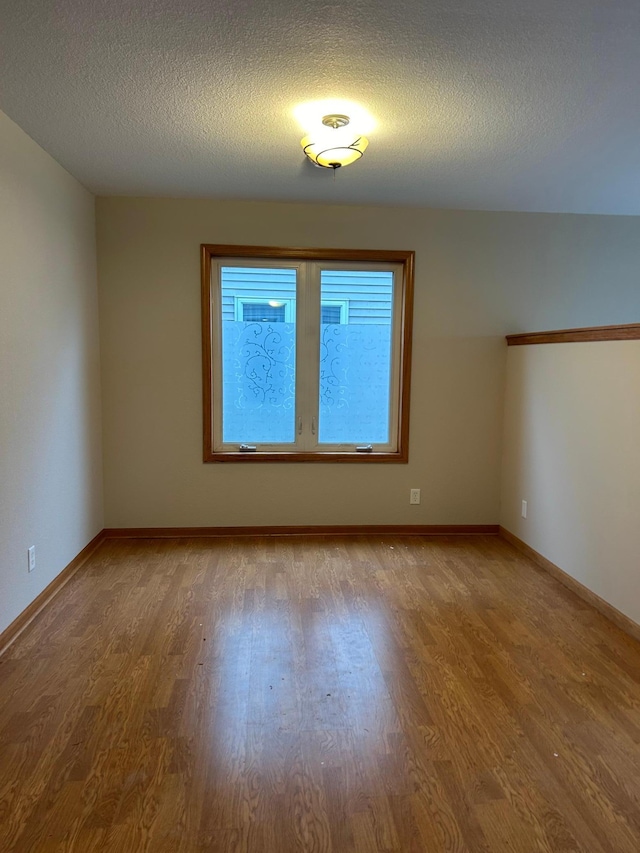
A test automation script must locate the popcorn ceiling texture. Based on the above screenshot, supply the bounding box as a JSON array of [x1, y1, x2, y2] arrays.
[[1, 0, 639, 213]]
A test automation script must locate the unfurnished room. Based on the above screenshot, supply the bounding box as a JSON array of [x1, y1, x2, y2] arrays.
[[1, 1, 639, 851]]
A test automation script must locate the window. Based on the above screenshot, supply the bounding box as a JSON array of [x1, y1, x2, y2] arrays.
[[237, 300, 288, 323], [234, 297, 345, 325], [202, 245, 414, 462], [321, 301, 348, 324]]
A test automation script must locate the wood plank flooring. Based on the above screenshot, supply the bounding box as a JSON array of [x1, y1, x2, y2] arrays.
[[1, 534, 639, 852]]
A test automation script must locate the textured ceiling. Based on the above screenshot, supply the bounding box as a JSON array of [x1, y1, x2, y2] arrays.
[[1, 0, 639, 213]]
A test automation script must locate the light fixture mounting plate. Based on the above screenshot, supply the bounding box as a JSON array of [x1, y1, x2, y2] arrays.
[[322, 114, 350, 129]]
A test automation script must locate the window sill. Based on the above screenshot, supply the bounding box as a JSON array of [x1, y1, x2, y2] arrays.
[[205, 450, 408, 463]]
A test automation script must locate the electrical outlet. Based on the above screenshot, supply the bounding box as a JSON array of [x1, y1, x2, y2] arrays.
[[410, 488, 421, 505], [28, 546, 36, 572], [521, 500, 528, 519]]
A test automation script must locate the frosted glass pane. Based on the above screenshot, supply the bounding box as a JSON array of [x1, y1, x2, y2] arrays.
[[319, 270, 393, 444], [221, 267, 296, 444]]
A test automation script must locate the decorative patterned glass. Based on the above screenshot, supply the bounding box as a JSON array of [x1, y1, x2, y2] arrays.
[[221, 267, 296, 444], [319, 270, 393, 444]]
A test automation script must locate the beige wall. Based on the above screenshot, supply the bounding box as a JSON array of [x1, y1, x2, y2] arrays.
[[501, 341, 640, 625], [96, 198, 640, 529], [0, 111, 103, 636]]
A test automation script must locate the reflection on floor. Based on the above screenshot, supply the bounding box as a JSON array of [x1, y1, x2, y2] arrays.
[[1, 534, 640, 852]]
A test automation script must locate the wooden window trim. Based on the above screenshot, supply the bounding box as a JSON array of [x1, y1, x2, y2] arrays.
[[506, 323, 640, 346], [201, 244, 415, 463]]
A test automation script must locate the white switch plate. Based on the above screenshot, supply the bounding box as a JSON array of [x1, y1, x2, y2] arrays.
[[28, 545, 36, 572], [521, 500, 528, 519], [410, 488, 421, 505]]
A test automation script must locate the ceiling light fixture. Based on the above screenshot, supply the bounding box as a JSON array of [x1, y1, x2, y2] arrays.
[[301, 114, 369, 170]]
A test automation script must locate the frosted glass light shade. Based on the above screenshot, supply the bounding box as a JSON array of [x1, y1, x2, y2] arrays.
[[301, 133, 368, 168]]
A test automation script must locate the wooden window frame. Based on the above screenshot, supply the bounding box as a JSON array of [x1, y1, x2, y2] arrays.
[[201, 244, 415, 463]]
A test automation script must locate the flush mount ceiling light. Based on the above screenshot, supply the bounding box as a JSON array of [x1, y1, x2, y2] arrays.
[[301, 114, 369, 170]]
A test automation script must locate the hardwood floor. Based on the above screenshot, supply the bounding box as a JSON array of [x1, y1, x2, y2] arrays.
[[1, 535, 639, 852]]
